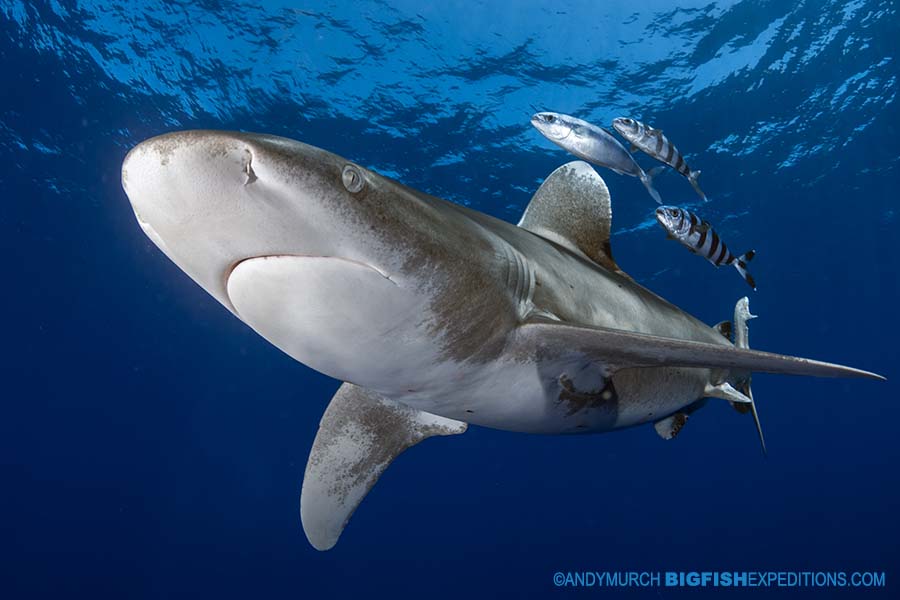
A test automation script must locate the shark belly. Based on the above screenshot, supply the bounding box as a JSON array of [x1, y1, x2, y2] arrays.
[[391, 358, 713, 435]]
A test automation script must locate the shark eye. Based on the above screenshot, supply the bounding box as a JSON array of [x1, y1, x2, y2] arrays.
[[342, 165, 365, 193]]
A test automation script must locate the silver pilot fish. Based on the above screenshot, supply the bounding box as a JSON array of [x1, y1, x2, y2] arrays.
[[655, 206, 756, 290], [532, 112, 663, 203], [612, 117, 706, 201]]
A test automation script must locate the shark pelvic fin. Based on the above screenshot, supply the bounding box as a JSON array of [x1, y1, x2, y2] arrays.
[[704, 381, 751, 404], [300, 383, 466, 551], [654, 412, 688, 439], [518, 161, 626, 277], [516, 316, 884, 380], [653, 399, 707, 440]]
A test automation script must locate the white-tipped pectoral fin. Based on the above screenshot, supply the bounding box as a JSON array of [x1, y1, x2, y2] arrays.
[[300, 383, 467, 551]]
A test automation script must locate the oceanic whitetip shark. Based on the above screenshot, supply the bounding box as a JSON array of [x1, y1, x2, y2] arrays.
[[121, 131, 883, 551]]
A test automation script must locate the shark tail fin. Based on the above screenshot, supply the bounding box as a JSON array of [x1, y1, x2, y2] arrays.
[[741, 379, 767, 456], [688, 169, 707, 202], [733, 250, 756, 291], [640, 166, 665, 204]]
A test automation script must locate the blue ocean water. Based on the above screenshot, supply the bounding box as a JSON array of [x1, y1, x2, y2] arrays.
[[2, 0, 898, 597]]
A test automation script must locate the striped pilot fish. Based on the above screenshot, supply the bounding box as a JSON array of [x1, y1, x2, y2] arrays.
[[532, 112, 663, 203], [612, 117, 706, 201], [655, 205, 756, 290]]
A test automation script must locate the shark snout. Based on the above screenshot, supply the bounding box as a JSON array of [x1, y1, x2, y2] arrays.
[[122, 130, 361, 316], [122, 131, 255, 232], [121, 131, 306, 314]]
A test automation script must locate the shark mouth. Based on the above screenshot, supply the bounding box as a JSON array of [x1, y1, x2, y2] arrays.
[[223, 254, 409, 385], [224, 254, 395, 294]]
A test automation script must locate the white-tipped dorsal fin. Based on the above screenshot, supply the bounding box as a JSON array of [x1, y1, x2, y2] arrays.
[[300, 383, 466, 551], [518, 161, 624, 275]]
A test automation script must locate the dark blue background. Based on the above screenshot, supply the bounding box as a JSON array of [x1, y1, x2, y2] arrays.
[[2, 1, 897, 597]]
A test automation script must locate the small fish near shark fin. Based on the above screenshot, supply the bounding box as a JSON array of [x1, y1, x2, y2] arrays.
[[518, 161, 626, 276], [640, 166, 665, 204], [515, 315, 885, 380], [300, 383, 466, 551], [688, 169, 708, 202]]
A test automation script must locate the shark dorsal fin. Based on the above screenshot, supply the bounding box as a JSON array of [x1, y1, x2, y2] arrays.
[[518, 161, 622, 274]]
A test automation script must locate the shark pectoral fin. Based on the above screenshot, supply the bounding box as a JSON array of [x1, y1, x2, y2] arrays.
[[516, 316, 884, 380], [300, 383, 466, 551], [518, 161, 628, 277]]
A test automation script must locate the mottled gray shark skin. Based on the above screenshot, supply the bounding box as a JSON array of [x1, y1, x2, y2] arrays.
[[122, 131, 882, 550]]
